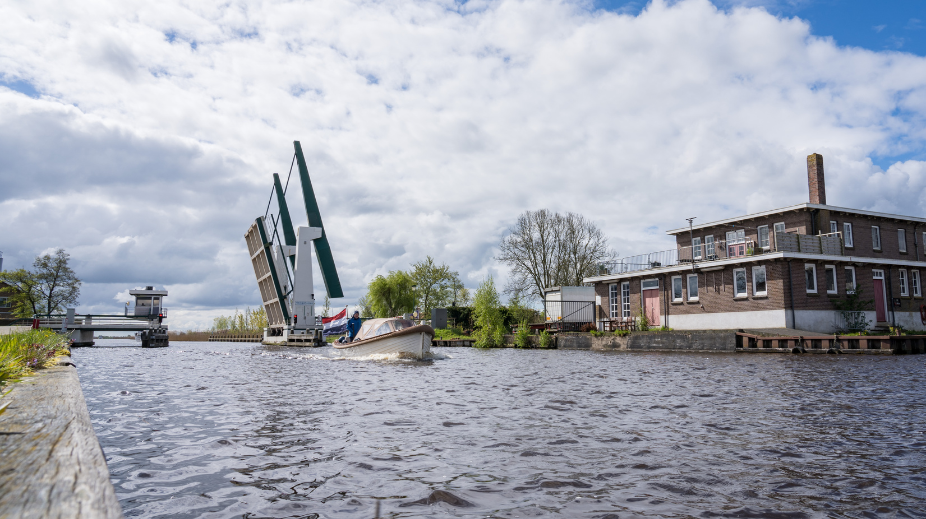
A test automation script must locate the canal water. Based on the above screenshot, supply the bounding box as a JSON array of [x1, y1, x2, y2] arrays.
[[74, 341, 926, 518]]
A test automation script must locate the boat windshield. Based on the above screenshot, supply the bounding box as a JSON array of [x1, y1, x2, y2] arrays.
[[372, 322, 393, 338], [392, 319, 416, 331]]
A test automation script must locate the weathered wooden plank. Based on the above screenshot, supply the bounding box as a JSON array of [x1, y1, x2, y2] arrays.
[[0, 357, 123, 519]]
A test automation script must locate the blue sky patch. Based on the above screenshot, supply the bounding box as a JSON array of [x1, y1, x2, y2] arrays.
[[593, 0, 925, 56], [0, 77, 39, 98]]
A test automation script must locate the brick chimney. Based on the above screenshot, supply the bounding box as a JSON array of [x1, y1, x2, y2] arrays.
[[807, 153, 826, 205]]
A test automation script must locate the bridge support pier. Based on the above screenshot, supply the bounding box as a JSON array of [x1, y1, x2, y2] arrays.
[[69, 329, 94, 348]]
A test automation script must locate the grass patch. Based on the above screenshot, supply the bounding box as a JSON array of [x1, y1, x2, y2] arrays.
[[0, 329, 71, 390], [433, 327, 474, 340]]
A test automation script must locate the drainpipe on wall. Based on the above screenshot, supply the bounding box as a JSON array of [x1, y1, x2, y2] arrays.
[[887, 266, 896, 328], [662, 274, 669, 329], [787, 260, 796, 330], [914, 223, 920, 262]]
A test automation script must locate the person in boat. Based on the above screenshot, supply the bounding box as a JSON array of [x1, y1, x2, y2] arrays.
[[346, 311, 362, 343]]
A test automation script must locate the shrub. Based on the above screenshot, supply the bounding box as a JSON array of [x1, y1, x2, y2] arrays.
[[539, 330, 553, 349], [580, 323, 597, 333], [474, 276, 505, 348], [614, 329, 630, 337], [515, 321, 532, 348], [590, 330, 604, 337], [638, 308, 650, 331]]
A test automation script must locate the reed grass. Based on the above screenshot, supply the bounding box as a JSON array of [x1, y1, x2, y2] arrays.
[[0, 329, 71, 390]]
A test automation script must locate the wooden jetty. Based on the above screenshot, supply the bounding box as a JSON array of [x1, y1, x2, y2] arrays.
[[736, 331, 926, 354]]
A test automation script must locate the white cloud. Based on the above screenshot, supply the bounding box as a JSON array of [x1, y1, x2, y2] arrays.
[[1, 0, 925, 328]]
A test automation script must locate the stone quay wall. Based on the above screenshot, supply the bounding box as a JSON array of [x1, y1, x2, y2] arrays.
[[0, 357, 123, 519]]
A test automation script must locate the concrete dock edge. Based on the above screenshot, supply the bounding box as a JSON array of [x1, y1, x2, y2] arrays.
[[0, 356, 123, 519]]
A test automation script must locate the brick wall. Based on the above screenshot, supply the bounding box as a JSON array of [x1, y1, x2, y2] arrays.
[[673, 210, 811, 251], [595, 259, 926, 321], [828, 211, 924, 261]]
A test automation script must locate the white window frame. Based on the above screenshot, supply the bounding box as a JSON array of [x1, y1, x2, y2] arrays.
[[609, 284, 619, 318], [687, 274, 699, 301], [672, 276, 684, 302], [705, 235, 715, 259], [824, 265, 838, 295], [805, 264, 817, 294], [773, 222, 786, 250], [752, 266, 767, 296], [913, 270, 921, 298], [733, 268, 748, 298], [872, 226, 881, 251], [758, 225, 769, 250], [899, 269, 909, 297], [845, 266, 856, 294], [844, 222, 854, 247], [621, 282, 631, 318], [830, 221, 837, 234], [898, 228, 907, 253], [692, 237, 702, 260]]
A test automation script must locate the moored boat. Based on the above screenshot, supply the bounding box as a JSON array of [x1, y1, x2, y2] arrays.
[[333, 318, 433, 358]]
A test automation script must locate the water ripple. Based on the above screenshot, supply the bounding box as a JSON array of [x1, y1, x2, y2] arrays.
[[74, 341, 926, 518]]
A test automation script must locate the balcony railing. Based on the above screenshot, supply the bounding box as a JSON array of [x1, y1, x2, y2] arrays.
[[598, 231, 844, 276]]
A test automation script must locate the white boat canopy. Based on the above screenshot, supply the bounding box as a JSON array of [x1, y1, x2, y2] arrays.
[[355, 318, 418, 341]]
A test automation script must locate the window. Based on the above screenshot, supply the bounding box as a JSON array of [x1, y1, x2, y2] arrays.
[[844, 222, 854, 247], [621, 282, 631, 318], [609, 284, 620, 318], [758, 225, 769, 249], [752, 266, 767, 296], [672, 276, 684, 302], [692, 237, 702, 260], [872, 226, 881, 250], [900, 269, 909, 297], [825, 265, 837, 294], [845, 266, 856, 294], [898, 229, 907, 253], [805, 264, 817, 293], [641, 279, 659, 290], [913, 271, 922, 298], [0, 297, 9, 308], [773, 222, 786, 249], [830, 221, 837, 234], [734, 268, 748, 297], [687, 274, 699, 300], [705, 236, 715, 259], [726, 229, 745, 243]]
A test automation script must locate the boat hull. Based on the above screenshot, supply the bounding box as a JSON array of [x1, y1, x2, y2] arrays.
[[333, 327, 433, 359]]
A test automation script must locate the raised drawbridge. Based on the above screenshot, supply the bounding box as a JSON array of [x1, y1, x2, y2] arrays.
[[244, 141, 343, 346]]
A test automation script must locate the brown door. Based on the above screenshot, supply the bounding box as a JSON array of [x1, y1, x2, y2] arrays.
[[643, 289, 661, 327], [873, 277, 887, 323]]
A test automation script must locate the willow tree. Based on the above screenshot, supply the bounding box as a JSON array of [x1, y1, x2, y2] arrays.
[[367, 271, 417, 318], [496, 210, 614, 300]]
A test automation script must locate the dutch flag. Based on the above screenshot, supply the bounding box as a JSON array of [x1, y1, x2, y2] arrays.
[[322, 308, 348, 337]]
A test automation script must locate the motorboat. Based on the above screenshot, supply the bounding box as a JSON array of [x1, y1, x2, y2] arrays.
[[332, 318, 433, 359]]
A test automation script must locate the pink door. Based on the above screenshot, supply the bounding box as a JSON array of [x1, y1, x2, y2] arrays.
[[873, 278, 886, 323], [643, 289, 661, 327]]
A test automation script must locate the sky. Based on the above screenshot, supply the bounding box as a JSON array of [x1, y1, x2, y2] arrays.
[[1, 0, 925, 330]]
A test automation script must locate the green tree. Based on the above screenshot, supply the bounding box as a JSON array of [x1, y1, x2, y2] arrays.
[[356, 293, 374, 318], [322, 296, 331, 317], [0, 249, 80, 316], [410, 256, 460, 317], [473, 276, 505, 348], [368, 271, 417, 317], [0, 268, 42, 317]]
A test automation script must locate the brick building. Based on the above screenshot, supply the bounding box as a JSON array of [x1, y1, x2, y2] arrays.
[[584, 154, 926, 333]]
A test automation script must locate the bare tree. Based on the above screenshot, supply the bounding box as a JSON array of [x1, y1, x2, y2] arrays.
[[496, 210, 614, 301]]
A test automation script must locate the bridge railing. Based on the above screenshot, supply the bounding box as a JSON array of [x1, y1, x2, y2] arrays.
[[35, 314, 165, 329]]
